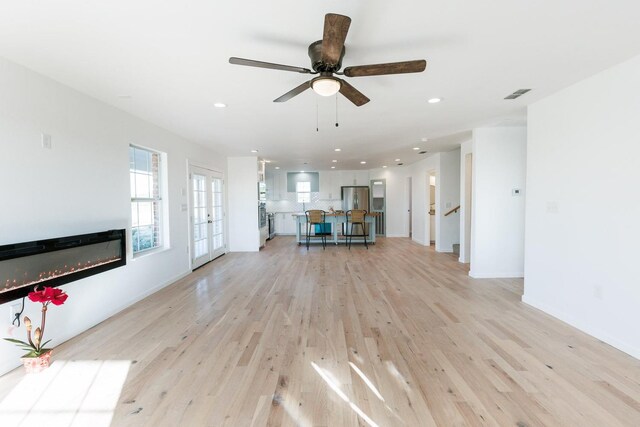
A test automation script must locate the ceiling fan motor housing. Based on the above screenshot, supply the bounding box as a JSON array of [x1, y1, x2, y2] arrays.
[[308, 40, 345, 73]]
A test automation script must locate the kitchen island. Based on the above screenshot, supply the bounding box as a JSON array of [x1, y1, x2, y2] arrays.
[[292, 212, 379, 245]]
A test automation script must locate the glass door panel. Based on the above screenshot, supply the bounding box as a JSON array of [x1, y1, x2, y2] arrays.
[[190, 166, 225, 269], [211, 176, 225, 258], [191, 172, 209, 268]]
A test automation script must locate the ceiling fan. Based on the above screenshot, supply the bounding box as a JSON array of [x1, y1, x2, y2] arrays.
[[229, 13, 427, 107]]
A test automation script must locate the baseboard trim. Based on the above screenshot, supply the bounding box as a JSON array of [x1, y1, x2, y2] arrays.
[[522, 295, 640, 360], [412, 237, 427, 246], [386, 234, 409, 238], [469, 270, 524, 278]]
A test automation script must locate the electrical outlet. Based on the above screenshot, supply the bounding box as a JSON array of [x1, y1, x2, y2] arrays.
[[9, 303, 21, 323]]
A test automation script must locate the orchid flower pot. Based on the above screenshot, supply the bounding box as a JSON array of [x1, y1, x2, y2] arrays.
[[21, 350, 52, 374]]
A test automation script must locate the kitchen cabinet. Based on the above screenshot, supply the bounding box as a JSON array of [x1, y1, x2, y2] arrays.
[[267, 170, 288, 200], [319, 171, 341, 200], [274, 212, 297, 235], [283, 214, 297, 234], [338, 170, 370, 187]]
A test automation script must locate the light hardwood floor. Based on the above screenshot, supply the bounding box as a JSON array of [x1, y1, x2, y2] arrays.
[[1, 237, 640, 426]]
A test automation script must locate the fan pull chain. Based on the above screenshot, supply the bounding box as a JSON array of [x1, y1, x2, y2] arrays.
[[316, 98, 319, 132], [335, 94, 339, 127]]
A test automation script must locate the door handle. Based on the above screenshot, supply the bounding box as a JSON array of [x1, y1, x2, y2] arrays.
[[208, 220, 213, 224]]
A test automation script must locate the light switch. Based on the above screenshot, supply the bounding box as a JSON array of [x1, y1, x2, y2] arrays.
[[42, 133, 52, 149]]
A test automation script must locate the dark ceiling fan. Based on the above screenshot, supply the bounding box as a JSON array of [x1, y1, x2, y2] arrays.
[[229, 13, 427, 107]]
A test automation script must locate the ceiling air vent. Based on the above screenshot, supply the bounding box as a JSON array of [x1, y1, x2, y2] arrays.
[[419, 151, 427, 154], [504, 89, 531, 100]]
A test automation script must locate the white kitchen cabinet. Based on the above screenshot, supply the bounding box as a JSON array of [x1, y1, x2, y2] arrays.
[[318, 170, 341, 200], [274, 212, 284, 234], [267, 170, 288, 200], [338, 170, 370, 187], [283, 213, 297, 234], [274, 212, 297, 235], [265, 174, 275, 200]]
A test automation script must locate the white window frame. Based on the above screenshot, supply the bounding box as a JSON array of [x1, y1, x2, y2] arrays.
[[296, 181, 311, 203], [129, 145, 166, 255]]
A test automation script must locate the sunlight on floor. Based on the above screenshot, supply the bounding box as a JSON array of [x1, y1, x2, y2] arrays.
[[0, 360, 130, 427], [311, 362, 379, 427]]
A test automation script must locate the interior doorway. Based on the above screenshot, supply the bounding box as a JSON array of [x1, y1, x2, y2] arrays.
[[190, 165, 225, 270], [428, 172, 436, 246], [462, 153, 473, 263], [406, 177, 412, 238]]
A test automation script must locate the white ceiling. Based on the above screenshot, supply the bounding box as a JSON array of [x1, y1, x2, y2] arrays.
[[1, 1, 639, 171]]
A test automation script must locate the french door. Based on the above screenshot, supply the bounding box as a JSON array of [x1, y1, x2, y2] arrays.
[[190, 165, 225, 269]]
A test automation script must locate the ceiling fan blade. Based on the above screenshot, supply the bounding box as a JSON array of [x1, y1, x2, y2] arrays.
[[337, 79, 370, 107], [321, 14, 351, 66], [343, 60, 427, 77], [229, 57, 312, 74], [274, 81, 312, 103]]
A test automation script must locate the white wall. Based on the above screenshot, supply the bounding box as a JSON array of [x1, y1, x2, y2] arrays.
[[437, 149, 461, 252], [459, 140, 473, 263], [470, 127, 526, 278], [0, 57, 225, 375], [227, 157, 259, 252], [524, 54, 640, 359], [409, 154, 440, 246]]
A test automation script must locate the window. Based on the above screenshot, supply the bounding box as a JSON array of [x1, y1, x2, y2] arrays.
[[296, 181, 311, 203], [129, 145, 163, 253]]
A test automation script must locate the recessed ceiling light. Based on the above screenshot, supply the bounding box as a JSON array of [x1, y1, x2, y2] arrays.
[[331, 166, 336, 169], [421, 137, 429, 142], [251, 149, 258, 153], [413, 147, 420, 150], [275, 167, 280, 170], [332, 160, 337, 163], [334, 148, 341, 152], [394, 158, 400, 162], [428, 98, 442, 104], [214, 102, 227, 108], [382, 165, 388, 168], [360, 161, 367, 164], [264, 160, 271, 163]]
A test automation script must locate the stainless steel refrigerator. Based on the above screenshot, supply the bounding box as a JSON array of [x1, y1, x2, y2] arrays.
[[341, 186, 370, 234]]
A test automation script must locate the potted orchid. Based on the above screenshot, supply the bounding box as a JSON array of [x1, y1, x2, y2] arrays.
[[4, 286, 69, 373]]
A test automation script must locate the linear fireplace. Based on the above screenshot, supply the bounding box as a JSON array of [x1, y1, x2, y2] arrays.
[[0, 229, 126, 304]]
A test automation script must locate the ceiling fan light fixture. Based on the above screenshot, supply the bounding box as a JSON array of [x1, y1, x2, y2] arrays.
[[312, 77, 341, 96]]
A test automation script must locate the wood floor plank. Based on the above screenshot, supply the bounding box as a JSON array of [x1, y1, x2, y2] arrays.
[[1, 236, 639, 426]]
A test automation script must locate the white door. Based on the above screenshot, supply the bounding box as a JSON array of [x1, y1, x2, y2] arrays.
[[190, 166, 225, 269]]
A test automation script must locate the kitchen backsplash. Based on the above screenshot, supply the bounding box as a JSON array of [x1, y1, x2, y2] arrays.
[[266, 192, 341, 213]]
